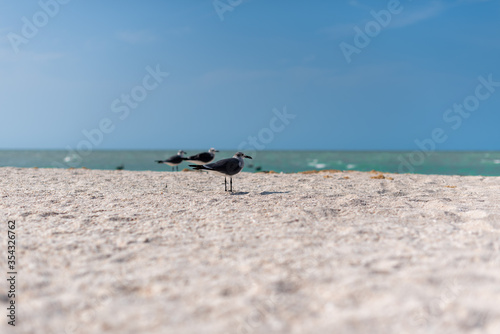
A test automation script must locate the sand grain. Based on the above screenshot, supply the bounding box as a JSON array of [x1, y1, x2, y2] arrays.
[[1, 167, 499, 333]]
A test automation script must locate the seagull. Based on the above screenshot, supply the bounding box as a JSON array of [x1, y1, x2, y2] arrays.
[[190, 152, 252, 192], [185, 148, 219, 165], [155, 150, 187, 171]]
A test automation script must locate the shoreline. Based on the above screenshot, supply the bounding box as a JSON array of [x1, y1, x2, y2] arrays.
[[2, 165, 499, 178], [2, 150, 500, 176]]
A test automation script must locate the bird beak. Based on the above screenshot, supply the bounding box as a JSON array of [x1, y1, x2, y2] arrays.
[[244, 155, 252, 159], [215, 150, 220, 152]]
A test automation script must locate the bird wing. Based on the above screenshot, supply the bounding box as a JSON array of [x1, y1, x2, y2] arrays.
[[187, 152, 211, 161], [204, 158, 241, 175], [166, 155, 183, 164], [190, 164, 207, 170]]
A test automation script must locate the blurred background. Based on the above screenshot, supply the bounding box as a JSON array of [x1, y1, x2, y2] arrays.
[[1, 0, 499, 173]]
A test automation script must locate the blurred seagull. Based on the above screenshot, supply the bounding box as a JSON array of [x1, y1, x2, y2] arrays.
[[155, 150, 187, 171], [185, 148, 219, 165], [190, 152, 252, 192]]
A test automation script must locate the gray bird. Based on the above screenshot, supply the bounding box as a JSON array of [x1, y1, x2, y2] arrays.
[[185, 148, 219, 165], [155, 150, 187, 171], [190, 152, 252, 192]]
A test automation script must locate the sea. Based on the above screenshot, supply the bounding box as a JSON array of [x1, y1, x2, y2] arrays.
[[1, 150, 500, 176]]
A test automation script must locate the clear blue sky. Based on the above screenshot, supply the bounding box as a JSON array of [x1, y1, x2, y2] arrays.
[[1, 0, 499, 151]]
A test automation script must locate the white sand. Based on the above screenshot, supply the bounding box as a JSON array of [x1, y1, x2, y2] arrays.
[[1, 167, 500, 334]]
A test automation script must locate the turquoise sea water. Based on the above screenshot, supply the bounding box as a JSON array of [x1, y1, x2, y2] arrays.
[[1, 150, 500, 176]]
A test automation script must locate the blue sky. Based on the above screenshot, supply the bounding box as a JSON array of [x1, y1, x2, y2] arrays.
[[1, 0, 499, 151]]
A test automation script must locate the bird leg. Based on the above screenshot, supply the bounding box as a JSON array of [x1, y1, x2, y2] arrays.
[[230, 177, 233, 192], [225, 177, 227, 191]]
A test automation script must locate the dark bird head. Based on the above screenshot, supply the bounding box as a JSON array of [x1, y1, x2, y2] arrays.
[[234, 152, 252, 159]]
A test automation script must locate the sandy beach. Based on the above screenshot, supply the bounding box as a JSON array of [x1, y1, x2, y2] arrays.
[[1, 167, 500, 334]]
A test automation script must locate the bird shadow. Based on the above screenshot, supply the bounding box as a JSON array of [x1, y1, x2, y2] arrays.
[[260, 191, 290, 195], [229, 191, 249, 195]]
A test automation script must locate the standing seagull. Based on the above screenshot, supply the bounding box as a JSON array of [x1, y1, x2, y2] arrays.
[[190, 152, 252, 192], [185, 148, 219, 165], [155, 150, 187, 171]]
